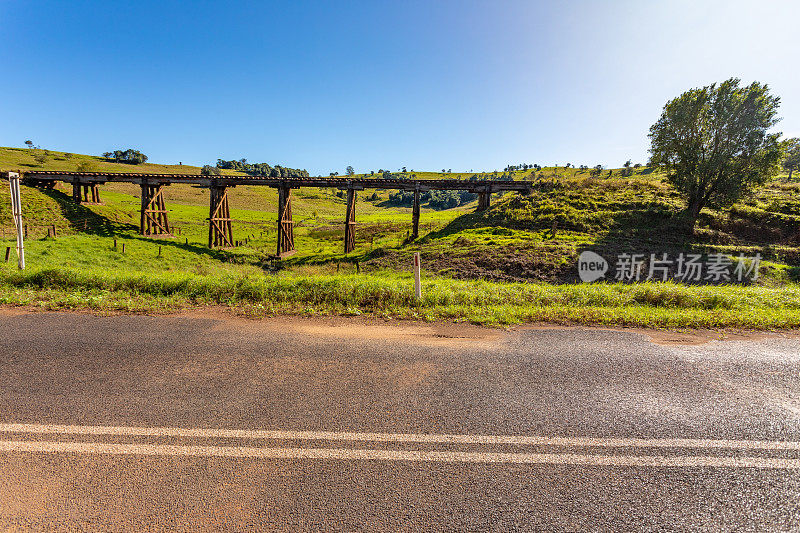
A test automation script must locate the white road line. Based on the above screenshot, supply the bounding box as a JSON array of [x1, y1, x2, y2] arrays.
[[0, 440, 797, 468], [0, 423, 798, 451]]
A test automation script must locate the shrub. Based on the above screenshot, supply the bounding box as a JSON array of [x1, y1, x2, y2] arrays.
[[201, 165, 221, 176], [32, 151, 48, 166], [75, 160, 95, 172]]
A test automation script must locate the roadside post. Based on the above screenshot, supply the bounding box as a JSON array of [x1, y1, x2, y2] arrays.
[[7, 172, 25, 269], [413, 252, 422, 301]]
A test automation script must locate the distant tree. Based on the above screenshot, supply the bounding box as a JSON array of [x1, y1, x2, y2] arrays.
[[387, 190, 414, 207], [633, 163, 642, 168], [621, 159, 634, 176], [590, 165, 603, 178], [649, 78, 784, 227], [126, 149, 148, 164], [345, 165, 355, 176], [24, 140, 33, 149], [401, 166, 407, 173], [104, 149, 148, 165], [441, 169, 446, 174], [215, 158, 306, 177], [783, 137, 800, 180], [201, 165, 221, 176], [448, 169, 452, 173]]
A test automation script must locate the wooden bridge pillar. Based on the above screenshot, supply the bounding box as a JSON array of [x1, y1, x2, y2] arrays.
[[83, 184, 101, 204], [208, 185, 233, 248], [277, 186, 295, 257], [477, 191, 492, 211], [344, 188, 357, 253], [139, 183, 171, 236], [412, 188, 421, 240], [72, 182, 101, 204]]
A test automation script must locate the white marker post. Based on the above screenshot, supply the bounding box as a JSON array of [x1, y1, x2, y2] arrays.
[[7, 172, 24, 269], [413, 252, 422, 301]]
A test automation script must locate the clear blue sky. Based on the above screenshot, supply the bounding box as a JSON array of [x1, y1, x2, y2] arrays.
[[2, 0, 798, 175]]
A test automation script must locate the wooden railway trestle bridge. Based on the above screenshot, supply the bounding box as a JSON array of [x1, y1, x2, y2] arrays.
[[18, 171, 533, 256]]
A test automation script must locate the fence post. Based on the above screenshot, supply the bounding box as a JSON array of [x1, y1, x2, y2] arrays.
[[7, 172, 25, 269], [413, 252, 422, 301]]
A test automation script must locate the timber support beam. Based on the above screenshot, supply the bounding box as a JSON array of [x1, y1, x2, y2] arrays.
[[412, 187, 421, 240], [70, 181, 102, 203], [344, 187, 357, 253], [140, 183, 172, 236], [208, 184, 233, 248], [477, 190, 492, 211], [276, 185, 295, 257], [77, 184, 101, 204]]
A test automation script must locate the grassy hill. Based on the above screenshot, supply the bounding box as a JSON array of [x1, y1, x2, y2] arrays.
[[381, 169, 800, 284], [1, 146, 799, 328], [0, 146, 219, 175]]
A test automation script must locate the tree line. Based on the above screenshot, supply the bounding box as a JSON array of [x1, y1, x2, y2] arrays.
[[386, 189, 478, 209], [101, 149, 148, 165], [204, 158, 310, 178]]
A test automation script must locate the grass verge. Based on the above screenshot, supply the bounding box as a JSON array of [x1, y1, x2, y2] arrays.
[[1, 267, 799, 329]]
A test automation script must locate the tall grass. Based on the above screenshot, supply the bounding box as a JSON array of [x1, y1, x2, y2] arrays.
[[2, 267, 799, 328]]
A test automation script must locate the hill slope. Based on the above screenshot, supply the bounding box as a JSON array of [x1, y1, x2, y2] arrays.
[[365, 169, 800, 283], [1, 146, 798, 284], [0, 146, 225, 175], [1, 147, 799, 328]]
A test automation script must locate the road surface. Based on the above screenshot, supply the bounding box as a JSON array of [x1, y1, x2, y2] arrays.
[[0, 309, 799, 530]]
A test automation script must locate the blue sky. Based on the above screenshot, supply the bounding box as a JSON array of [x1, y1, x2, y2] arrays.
[[1, 0, 798, 175]]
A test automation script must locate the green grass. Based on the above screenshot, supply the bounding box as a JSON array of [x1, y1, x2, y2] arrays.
[[1, 265, 798, 329], [1, 146, 799, 329], [0, 146, 245, 175]]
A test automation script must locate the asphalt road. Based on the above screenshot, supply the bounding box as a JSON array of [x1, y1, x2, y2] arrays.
[[0, 309, 799, 531]]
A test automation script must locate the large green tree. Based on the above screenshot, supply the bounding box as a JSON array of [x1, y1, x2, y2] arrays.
[[648, 78, 784, 228]]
